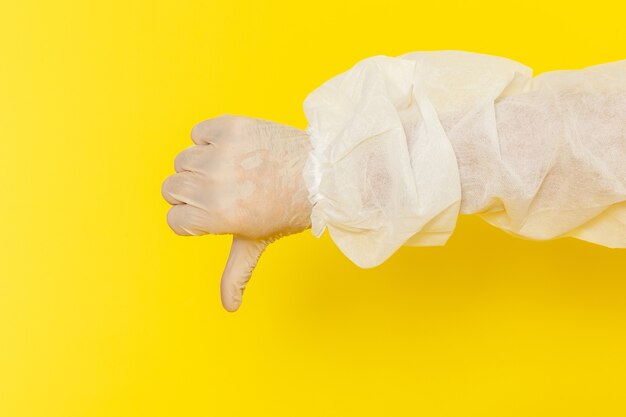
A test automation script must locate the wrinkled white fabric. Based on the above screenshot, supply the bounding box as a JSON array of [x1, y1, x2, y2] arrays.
[[302, 50, 626, 268]]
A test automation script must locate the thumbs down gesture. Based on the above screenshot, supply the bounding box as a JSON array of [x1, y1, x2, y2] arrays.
[[162, 114, 313, 311]]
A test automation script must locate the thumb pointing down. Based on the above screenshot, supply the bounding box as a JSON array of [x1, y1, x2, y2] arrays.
[[220, 236, 270, 312]]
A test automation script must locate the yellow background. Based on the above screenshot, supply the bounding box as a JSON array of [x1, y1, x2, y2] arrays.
[[1, 0, 626, 415]]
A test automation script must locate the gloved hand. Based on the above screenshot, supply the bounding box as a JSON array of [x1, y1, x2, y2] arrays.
[[162, 114, 313, 312]]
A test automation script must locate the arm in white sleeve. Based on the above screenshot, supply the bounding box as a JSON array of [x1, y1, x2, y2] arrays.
[[302, 50, 626, 268], [302, 50, 534, 267], [477, 59, 626, 245]]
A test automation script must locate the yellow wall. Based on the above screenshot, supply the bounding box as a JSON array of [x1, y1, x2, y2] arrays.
[[1, 0, 625, 415]]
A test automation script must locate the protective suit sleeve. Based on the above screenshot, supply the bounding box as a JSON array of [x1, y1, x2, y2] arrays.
[[302, 50, 535, 267], [303, 50, 626, 267], [475, 58, 626, 245]]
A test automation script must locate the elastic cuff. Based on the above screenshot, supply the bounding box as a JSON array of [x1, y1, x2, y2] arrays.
[[303, 125, 329, 238]]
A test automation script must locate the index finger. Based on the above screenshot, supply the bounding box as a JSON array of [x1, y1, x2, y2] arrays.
[[190, 113, 236, 145]]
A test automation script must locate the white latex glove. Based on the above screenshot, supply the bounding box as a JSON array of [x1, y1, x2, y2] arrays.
[[162, 114, 313, 312]]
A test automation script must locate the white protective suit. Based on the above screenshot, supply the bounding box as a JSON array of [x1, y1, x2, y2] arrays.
[[302, 50, 626, 268]]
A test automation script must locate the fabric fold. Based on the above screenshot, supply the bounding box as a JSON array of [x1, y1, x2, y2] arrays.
[[303, 53, 468, 267], [303, 50, 626, 267]]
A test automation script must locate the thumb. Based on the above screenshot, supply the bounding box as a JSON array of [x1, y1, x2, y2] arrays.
[[220, 235, 269, 312]]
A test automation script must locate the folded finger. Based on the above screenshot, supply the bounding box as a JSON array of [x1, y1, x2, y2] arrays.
[[174, 144, 213, 173], [166, 204, 212, 236], [191, 114, 246, 145], [191, 116, 226, 145], [161, 171, 203, 206]]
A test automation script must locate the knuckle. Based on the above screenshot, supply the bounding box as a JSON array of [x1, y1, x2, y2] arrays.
[[190, 123, 203, 143], [166, 206, 182, 232], [190, 120, 208, 137], [191, 114, 256, 144], [191, 119, 218, 144], [164, 173, 182, 190], [161, 174, 176, 195], [166, 205, 196, 236], [224, 115, 254, 136], [174, 150, 190, 171]]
